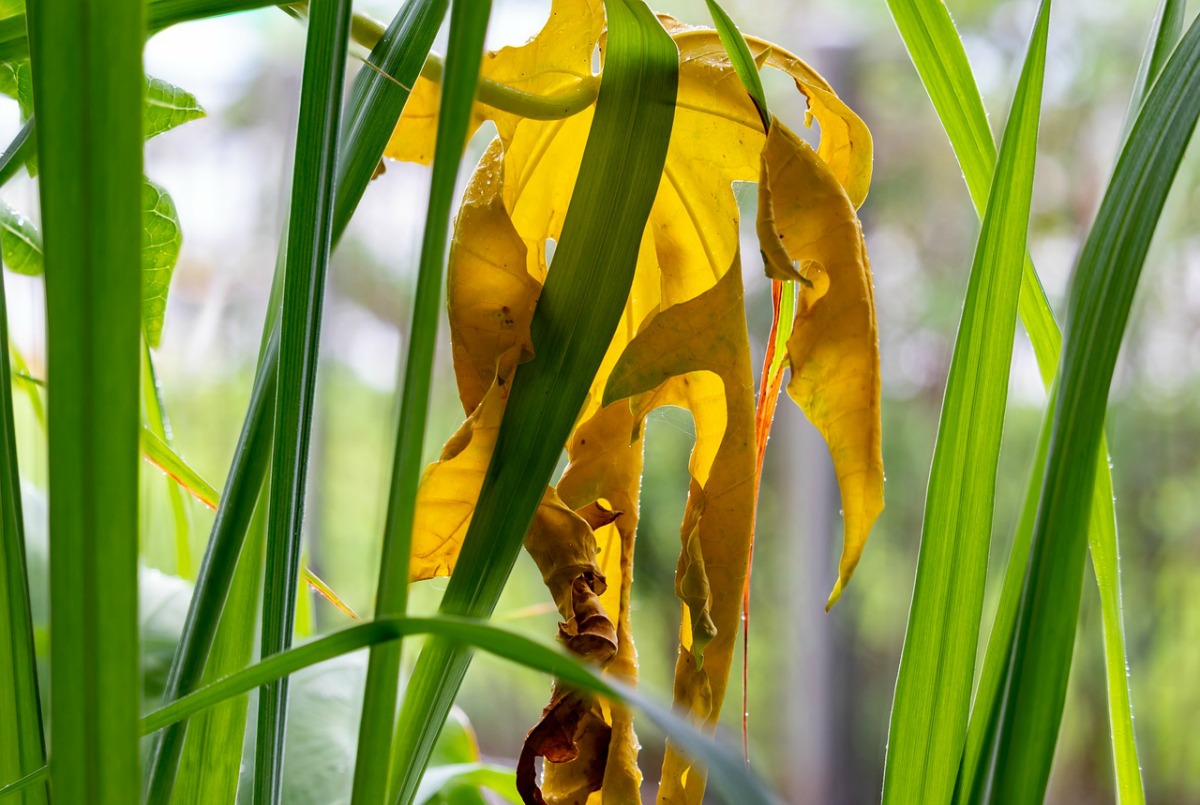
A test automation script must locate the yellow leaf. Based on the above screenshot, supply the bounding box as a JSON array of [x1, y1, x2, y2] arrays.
[[395, 2, 879, 801], [758, 122, 884, 609], [605, 259, 755, 803]]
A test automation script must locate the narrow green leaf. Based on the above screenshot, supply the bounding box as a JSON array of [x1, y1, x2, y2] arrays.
[[141, 332, 277, 802], [352, 0, 487, 801], [145, 75, 206, 140], [881, 4, 1049, 802], [389, 2, 679, 803], [26, 0, 144, 801], [988, 18, 1200, 801], [142, 340, 194, 577], [142, 427, 220, 507], [0, 768, 45, 802], [139, 616, 779, 804], [172, 489, 267, 804], [885, 0, 1145, 797], [1124, 0, 1186, 136], [955, 386, 1053, 802], [142, 178, 183, 347], [0, 120, 32, 189], [0, 156, 44, 805], [703, 0, 769, 131], [254, 0, 351, 799], [0, 200, 41, 275], [146, 0, 448, 794]]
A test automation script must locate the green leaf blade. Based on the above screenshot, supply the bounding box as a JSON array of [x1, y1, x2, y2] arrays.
[[882, 3, 1050, 801], [26, 0, 146, 801], [351, 0, 483, 800], [255, 0, 353, 799], [989, 18, 1200, 800]]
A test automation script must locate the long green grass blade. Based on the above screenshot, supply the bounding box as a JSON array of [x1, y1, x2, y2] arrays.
[[139, 616, 778, 804], [351, 1, 487, 801], [884, 0, 1145, 797], [172, 487, 267, 804], [0, 769, 45, 802], [0, 141, 43, 805], [26, 0, 144, 800], [255, 0, 351, 799], [881, 4, 1049, 801], [1124, 0, 1186, 136], [146, 1, 449, 795], [389, 2, 678, 802], [988, 18, 1200, 801]]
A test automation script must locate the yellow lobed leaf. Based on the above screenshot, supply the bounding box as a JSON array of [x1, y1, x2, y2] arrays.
[[605, 259, 756, 803], [394, 1, 879, 800], [757, 122, 884, 608]]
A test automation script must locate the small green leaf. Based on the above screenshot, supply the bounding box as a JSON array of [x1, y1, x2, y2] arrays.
[[0, 0, 22, 20], [142, 178, 182, 348], [0, 61, 30, 117], [145, 76, 205, 140], [0, 200, 42, 275]]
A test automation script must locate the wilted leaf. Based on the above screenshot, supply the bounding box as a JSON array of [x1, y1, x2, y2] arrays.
[[757, 122, 883, 608], [395, 0, 879, 800]]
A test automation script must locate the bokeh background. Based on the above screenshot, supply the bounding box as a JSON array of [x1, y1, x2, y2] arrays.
[[3, 0, 1198, 801]]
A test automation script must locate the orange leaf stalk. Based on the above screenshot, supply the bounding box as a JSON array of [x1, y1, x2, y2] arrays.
[[743, 278, 789, 760]]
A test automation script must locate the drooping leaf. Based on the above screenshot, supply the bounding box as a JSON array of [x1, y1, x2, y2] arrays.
[[144, 76, 205, 140], [757, 122, 882, 608], [142, 178, 182, 348], [0, 200, 41, 275], [391, 1, 877, 800]]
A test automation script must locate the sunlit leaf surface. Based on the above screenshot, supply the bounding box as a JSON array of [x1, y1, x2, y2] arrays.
[[390, 0, 880, 799]]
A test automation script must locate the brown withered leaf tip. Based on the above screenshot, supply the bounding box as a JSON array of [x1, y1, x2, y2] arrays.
[[517, 686, 612, 805]]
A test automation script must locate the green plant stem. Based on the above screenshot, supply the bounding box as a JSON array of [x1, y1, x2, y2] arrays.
[[254, 0, 351, 800], [387, 2, 679, 802], [26, 0, 145, 800], [350, 0, 490, 801]]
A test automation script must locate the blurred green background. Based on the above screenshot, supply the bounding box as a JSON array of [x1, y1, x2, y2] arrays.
[[3, 0, 1197, 801]]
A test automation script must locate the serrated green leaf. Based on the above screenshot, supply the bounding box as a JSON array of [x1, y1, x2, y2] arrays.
[[0, 200, 41, 275], [142, 178, 182, 348], [145, 76, 205, 140]]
